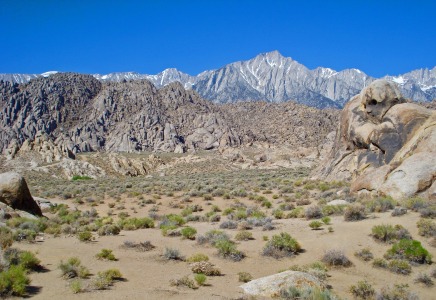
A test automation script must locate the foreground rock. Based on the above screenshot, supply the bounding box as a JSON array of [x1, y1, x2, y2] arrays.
[[314, 80, 436, 199], [0, 172, 42, 216], [239, 271, 322, 297]]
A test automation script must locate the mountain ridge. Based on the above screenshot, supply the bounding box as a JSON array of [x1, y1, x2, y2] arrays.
[[1, 51, 435, 108]]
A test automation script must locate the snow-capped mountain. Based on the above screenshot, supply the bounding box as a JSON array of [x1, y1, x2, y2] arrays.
[[1, 51, 435, 108]]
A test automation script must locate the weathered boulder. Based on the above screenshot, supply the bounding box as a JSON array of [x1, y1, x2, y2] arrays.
[[313, 80, 436, 200], [0, 172, 42, 216], [239, 271, 322, 297]]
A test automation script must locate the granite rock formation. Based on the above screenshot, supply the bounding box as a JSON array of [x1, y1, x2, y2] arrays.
[[314, 80, 436, 200], [0, 172, 42, 216]]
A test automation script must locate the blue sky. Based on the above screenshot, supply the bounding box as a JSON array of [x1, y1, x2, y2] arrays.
[[1, 0, 435, 77]]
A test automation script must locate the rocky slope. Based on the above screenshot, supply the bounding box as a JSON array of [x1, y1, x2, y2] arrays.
[[2, 51, 435, 108], [0, 73, 339, 157]]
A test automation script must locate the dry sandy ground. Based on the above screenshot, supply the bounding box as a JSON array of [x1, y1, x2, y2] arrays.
[[17, 194, 436, 300]]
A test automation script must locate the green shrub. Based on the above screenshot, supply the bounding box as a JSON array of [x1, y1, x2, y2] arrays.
[[365, 196, 396, 213], [403, 197, 427, 211], [100, 268, 123, 281], [279, 285, 338, 300], [59, 257, 90, 279], [17, 251, 41, 271], [119, 217, 154, 230], [77, 231, 92, 242], [322, 205, 346, 216], [371, 224, 411, 243], [186, 253, 209, 263], [238, 272, 253, 283], [215, 240, 245, 261], [97, 224, 121, 236], [235, 230, 253, 241], [350, 280, 375, 299], [388, 259, 412, 275], [96, 249, 117, 261], [385, 239, 432, 264], [72, 175, 92, 181], [309, 221, 323, 230], [0, 227, 13, 249], [0, 265, 30, 297], [181, 227, 197, 240], [372, 258, 388, 269], [194, 273, 207, 286], [70, 279, 83, 294], [262, 232, 301, 258], [321, 216, 331, 225]]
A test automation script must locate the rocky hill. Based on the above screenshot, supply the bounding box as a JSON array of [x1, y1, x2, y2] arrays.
[[2, 51, 435, 109], [0, 73, 339, 157]]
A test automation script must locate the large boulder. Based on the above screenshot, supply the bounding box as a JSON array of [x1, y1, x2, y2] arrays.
[[0, 172, 42, 216], [239, 271, 323, 297], [313, 80, 436, 200]]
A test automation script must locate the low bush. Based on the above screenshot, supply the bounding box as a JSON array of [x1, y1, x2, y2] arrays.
[[354, 248, 374, 261], [77, 231, 92, 242], [309, 220, 323, 230], [344, 204, 366, 221], [163, 248, 184, 261], [372, 258, 388, 269], [119, 217, 154, 230], [414, 273, 433, 286], [238, 272, 253, 283], [186, 253, 209, 263], [365, 196, 396, 213], [194, 273, 206, 286], [350, 280, 375, 300], [215, 240, 245, 261], [235, 230, 253, 241], [377, 284, 418, 300], [279, 285, 338, 300], [321, 216, 331, 225], [262, 232, 301, 259], [59, 257, 90, 279], [70, 279, 83, 294], [322, 249, 352, 267], [403, 197, 427, 211], [170, 276, 197, 289], [388, 259, 412, 275], [0, 227, 13, 249], [305, 206, 323, 219], [219, 220, 238, 229], [385, 239, 432, 264], [190, 262, 221, 276], [322, 204, 346, 216], [97, 224, 121, 236], [96, 249, 117, 261], [181, 227, 197, 240], [371, 224, 411, 243], [122, 240, 155, 252], [0, 265, 30, 297], [417, 218, 436, 237]]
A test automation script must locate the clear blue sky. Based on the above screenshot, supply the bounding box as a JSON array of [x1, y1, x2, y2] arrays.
[[1, 0, 435, 77]]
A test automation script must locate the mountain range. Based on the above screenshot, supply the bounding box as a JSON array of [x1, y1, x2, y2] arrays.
[[1, 51, 435, 108]]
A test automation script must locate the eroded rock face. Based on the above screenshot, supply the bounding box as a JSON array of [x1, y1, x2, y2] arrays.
[[314, 80, 436, 199], [0, 172, 42, 216]]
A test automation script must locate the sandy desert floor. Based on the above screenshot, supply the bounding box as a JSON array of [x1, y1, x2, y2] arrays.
[[15, 186, 436, 300]]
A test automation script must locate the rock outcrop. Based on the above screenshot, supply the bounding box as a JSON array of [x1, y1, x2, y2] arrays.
[[314, 80, 436, 200], [0, 172, 42, 216], [239, 270, 323, 297]]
